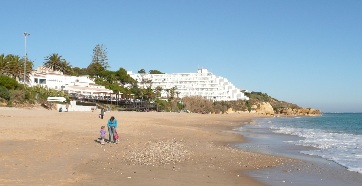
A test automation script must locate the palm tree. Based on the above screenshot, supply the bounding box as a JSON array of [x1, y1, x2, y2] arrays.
[[60, 60, 73, 75], [0, 54, 33, 83], [4, 55, 22, 80], [143, 87, 154, 100], [169, 86, 177, 100], [154, 86, 163, 98], [44, 53, 71, 74]]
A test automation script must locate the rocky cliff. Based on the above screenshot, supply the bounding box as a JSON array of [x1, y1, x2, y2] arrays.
[[244, 92, 321, 116], [255, 102, 275, 116], [252, 101, 321, 116], [252, 102, 321, 116], [274, 107, 321, 116]]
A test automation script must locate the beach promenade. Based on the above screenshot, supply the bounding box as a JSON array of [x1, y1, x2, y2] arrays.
[[0, 107, 291, 185]]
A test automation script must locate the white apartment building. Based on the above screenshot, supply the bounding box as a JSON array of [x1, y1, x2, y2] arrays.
[[28, 66, 113, 97], [128, 68, 249, 101]]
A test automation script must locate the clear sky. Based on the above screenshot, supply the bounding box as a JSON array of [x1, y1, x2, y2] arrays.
[[1, 0, 361, 112]]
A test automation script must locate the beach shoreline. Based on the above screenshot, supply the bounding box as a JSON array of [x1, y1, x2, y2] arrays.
[[237, 117, 362, 186], [0, 107, 292, 185], [3, 107, 361, 186]]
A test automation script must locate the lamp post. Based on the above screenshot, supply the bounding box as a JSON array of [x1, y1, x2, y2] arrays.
[[24, 32, 30, 84]]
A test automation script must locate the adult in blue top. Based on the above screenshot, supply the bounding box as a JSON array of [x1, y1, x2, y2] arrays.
[[107, 116, 118, 143]]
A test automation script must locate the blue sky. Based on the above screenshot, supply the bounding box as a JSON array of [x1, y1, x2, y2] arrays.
[[1, 0, 361, 112]]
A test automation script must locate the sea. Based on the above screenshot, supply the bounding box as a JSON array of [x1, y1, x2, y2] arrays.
[[234, 113, 362, 185]]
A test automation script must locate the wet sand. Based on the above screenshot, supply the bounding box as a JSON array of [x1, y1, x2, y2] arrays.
[[0, 107, 289, 186]]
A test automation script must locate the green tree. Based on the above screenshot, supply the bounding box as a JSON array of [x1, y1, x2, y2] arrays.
[[71, 67, 88, 76], [138, 69, 146, 74], [168, 86, 177, 100], [142, 87, 154, 100], [60, 60, 73, 75], [99, 70, 117, 84], [0, 75, 19, 90], [129, 84, 142, 98], [149, 70, 164, 74], [3, 54, 22, 78], [91, 44, 109, 69], [6, 54, 32, 82], [87, 62, 105, 78], [44, 53, 71, 74], [0, 86, 10, 101], [115, 68, 136, 85], [154, 86, 162, 98]]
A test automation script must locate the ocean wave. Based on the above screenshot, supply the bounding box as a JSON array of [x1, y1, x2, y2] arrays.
[[270, 125, 362, 174]]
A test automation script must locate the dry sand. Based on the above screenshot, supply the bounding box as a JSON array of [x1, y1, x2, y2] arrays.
[[0, 107, 291, 185]]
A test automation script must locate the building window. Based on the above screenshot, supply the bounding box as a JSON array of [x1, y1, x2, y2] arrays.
[[39, 79, 46, 84], [34, 78, 38, 84]]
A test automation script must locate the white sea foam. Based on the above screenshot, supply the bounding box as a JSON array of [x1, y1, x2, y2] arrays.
[[271, 126, 362, 174]]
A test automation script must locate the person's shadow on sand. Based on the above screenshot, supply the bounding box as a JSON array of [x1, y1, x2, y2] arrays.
[[94, 138, 108, 144]]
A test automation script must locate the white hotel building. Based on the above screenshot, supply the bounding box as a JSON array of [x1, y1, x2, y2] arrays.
[[28, 66, 113, 97], [128, 68, 249, 101], [27, 67, 248, 102]]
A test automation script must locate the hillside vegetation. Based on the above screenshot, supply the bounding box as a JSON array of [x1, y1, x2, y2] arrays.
[[0, 73, 320, 116], [244, 92, 300, 111], [0, 75, 69, 107]]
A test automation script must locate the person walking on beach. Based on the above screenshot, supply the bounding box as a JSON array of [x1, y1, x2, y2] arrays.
[[107, 116, 118, 144], [99, 126, 106, 145], [100, 108, 105, 119], [65, 102, 69, 112]]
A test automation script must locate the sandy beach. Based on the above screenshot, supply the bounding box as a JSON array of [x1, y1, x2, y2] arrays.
[[0, 107, 293, 185]]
